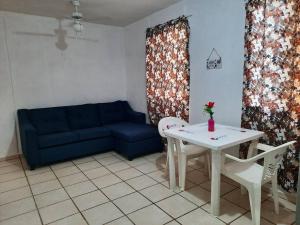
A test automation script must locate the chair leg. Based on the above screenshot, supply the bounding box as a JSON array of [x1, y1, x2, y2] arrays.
[[165, 143, 175, 175], [165, 151, 169, 175], [272, 175, 280, 214], [248, 187, 254, 218], [178, 153, 187, 191], [206, 153, 211, 180], [241, 185, 247, 195], [248, 185, 262, 225]]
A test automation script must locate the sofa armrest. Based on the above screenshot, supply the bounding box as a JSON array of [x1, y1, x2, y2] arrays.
[[120, 101, 146, 124], [17, 110, 39, 169], [128, 111, 146, 124]]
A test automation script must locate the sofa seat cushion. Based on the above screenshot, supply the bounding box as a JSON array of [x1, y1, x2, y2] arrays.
[[29, 108, 69, 135], [38, 132, 79, 148], [105, 122, 160, 142], [75, 127, 111, 141], [67, 104, 100, 129]]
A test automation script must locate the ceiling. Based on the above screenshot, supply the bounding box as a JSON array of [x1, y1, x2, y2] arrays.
[[0, 0, 181, 26]]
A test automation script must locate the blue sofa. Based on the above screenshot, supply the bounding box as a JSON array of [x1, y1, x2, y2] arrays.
[[18, 101, 163, 169]]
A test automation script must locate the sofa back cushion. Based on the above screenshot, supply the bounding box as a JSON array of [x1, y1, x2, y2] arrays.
[[99, 101, 127, 125], [67, 104, 100, 129], [28, 107, 69, 135]]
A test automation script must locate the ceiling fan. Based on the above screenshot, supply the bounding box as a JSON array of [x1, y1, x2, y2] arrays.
[[67, 0, 114, 33], [69, 0, 84, 33], [14, 18, 98, 51]]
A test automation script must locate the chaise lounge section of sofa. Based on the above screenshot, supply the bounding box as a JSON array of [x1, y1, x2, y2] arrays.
[[18, 101, 163, 169]]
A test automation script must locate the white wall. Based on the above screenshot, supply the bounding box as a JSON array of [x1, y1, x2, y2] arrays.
[[0, 15, 17, 159], [0, 11, 127, 158], [124, 0, 246, 127], [187, 0, 245, 126], [0, 0, 246, 158]]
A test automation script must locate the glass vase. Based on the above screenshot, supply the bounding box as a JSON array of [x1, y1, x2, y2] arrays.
[[208, 118, 215, 132]]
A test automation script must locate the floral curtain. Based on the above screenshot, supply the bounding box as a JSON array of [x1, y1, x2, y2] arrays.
[[146, 16, 190, 125], [241, 0, 300, 192]]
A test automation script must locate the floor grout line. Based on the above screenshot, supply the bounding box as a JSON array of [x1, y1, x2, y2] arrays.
[[134, 154, 281, 225], [0, 168, 24, 176], [94, 153, 184, 223], [98, 154, 194, 222], [18, 155, 44, 225], [0, 161, 154, 208], [74, 156, 136, 225], [0, 208, 38, 223], [0, 179, 29, 193], [0, 153, 294, 225], [0, 190, 33, 207], [2, 156, 225, 224], [46, 163, 91, 225], [0, 175, 27, 184], [227, 210, 251, 225]]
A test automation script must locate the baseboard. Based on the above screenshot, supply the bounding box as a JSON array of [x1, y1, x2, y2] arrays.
[[0, 153, 21, 162]]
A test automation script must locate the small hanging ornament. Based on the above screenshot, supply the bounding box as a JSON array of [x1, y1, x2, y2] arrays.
[[206, 48, 222, 70]]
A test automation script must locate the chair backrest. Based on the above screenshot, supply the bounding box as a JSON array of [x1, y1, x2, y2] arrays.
[[262, 141, 296, 182], [158, 117, 189, 138]]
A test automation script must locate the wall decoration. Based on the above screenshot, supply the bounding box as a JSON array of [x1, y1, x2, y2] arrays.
[[145, 16, 190, 125], [206, 48, 222, 70], [241, 0, 300, 192]]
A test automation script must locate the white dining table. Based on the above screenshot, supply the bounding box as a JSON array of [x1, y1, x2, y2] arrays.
[[164, 123, 264, 216]]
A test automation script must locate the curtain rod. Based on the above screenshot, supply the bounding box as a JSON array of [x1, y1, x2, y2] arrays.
[[145, 15, 192, 32]]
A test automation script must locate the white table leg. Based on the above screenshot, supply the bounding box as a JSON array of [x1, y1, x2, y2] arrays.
[[175, 139, 187, 191], [247, 140, 258, 159], [175, 140, 183, 189], [167, 137, 176, 190], [211, 150, 221, 216]]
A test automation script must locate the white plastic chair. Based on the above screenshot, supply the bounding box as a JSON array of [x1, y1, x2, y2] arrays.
[[221, 141, 296, 225], [158, 117, 211, 190]]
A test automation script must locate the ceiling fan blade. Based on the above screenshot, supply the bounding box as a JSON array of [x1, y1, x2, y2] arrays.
[[75, 15, 113, 24], [66, 35, 99, 43], [15, 31, 55, 38], [64, 16, 72, 19], [65, 21, 75, 28]]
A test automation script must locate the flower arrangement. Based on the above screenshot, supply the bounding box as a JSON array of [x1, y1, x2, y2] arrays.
[[204, 101, 215, 119]]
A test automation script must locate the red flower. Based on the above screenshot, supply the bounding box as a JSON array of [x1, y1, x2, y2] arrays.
[[204, 101, 215, 119], [207, 102, 215, 108]]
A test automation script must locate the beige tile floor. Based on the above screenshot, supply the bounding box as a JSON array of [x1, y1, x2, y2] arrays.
[[0, 152, 296, 225]]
